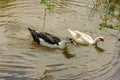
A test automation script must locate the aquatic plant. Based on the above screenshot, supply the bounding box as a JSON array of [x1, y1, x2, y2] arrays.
[[40, 0, 55, 12], [99, 23, 120, 30], [92, 0, 120, 30], [39, 0, 56, 31]]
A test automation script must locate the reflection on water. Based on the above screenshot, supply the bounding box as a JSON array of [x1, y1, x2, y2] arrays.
[[94, 45, 105, 54], [36, 70, 53, 80], [0, 0, 120, 80], [62, 47, 76, 59]]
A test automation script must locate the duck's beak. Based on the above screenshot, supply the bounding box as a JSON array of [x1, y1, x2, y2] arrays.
[[103, 39, 107, 42], [71, 39, 77, 45], [70, 39, 74, 44], [104, 40, 107, 42]]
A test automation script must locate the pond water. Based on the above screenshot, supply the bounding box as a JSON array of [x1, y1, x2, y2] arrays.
[[0, 0, 120, 80]]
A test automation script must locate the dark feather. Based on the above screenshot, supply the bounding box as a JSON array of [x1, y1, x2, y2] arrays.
[[28, 28, 40, 44], [28, 28, 61, 45]]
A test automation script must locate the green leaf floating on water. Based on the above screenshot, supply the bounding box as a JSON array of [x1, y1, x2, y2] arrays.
[[99, 23, 120, 30], [40, 0, 55, 12], [40, 0, 47, 4], [46, 4, 55, 12]]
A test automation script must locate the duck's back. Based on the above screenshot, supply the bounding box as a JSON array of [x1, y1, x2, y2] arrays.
[[37, 32, 61, 45], [74, 30, 93, 43]]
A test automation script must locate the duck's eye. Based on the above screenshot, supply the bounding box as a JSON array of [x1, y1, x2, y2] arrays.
[[69, 38, 72, 41]]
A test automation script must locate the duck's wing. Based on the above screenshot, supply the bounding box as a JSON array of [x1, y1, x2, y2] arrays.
[[74, 30, 93, 43], [37, 32, 61, 45], [44, 32, 61, 44]]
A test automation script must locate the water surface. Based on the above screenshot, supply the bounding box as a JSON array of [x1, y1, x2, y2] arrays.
[[0, 0, 120, 80]]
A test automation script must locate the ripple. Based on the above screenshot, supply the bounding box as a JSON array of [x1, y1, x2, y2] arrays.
[[0, 0, 119, 80]]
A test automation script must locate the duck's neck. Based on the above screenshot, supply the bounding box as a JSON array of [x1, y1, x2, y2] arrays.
[[57, 40, 68, 49], [91, 37, 99, 45]]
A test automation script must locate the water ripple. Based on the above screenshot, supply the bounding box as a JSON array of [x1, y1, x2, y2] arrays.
[[0, 0, 119, 80]]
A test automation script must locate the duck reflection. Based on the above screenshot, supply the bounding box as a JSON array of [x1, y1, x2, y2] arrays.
[[31, 41, 75, 59], [62, 47, 75, 59], [36, 70, 53, 80], [94, 45, 105, 54]]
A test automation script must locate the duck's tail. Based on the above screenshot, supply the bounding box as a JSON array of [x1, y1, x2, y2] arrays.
[[28, 28, 39, 44], [67, 28, 76, 37]]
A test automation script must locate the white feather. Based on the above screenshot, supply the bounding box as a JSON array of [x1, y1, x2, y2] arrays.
[[39, 38, 70, 49], [68, 28, 104, 45]]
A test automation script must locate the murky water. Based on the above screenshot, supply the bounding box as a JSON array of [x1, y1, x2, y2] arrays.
[[0, 0, 120, 80]]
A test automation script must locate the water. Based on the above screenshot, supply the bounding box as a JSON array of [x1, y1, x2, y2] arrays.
[[0, 0, 120, 80]]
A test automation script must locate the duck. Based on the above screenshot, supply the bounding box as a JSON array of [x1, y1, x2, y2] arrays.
[[28, 28, 73, 49], [67, 28, 105, 45]]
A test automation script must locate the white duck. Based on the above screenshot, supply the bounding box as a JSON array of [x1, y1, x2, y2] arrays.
[[28, 28, 73, 49], [67, 28, 105, 45]]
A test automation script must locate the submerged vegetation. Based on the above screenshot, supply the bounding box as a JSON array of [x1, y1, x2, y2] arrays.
[[93, 0, 120, 30]]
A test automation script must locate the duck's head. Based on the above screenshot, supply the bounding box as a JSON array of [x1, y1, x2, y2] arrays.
[[97, 36, 105, 42], [93, 36, 105, 47], [65, 37, 74, 43]]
